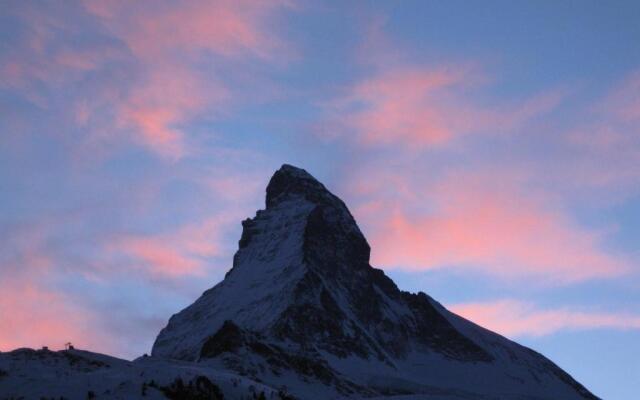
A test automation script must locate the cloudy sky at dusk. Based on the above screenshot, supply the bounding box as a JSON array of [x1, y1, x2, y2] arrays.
[[1, 1, 639, 398]]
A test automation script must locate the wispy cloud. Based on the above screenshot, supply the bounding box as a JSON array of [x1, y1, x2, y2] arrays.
[[0, 278, 114, 352], [451, 299, 640, 337], [115, 63, 226, 159], [108, 217, 232, 279], [323, 64, 566, 150], [0, 173, 254, 356], [0, 221, 115, 353], [327, 21, 629, 284], [603, 70, 640, 122], [349, 168, 626, 283], [83, 0, 293, 159], [84, 0, 291, 60], [1, 1, 293, 159], [320, 17, 567, 150], [557, 70, 640, 194]]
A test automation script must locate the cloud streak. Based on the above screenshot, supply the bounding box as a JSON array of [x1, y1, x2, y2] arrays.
[[329, 22, 629, 284], [350, 169, 626, 283], [451, 299, 640, 337], [322, 24, 566, 150], [83, 0, 293, 159], [1, 1, 293, 159], [0, 279, 114, 353], [0, 221, 116, 353], [326, 65, 565, 149], [109, 217, 230, 279]]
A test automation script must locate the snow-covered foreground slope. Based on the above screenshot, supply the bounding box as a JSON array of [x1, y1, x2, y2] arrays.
[[0, 348, 286, 399], [0, 347, 593, 400], [1, 165, 600, 399]]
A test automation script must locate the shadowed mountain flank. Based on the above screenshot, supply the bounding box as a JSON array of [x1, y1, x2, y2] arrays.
[[151, 164, 598, 400]]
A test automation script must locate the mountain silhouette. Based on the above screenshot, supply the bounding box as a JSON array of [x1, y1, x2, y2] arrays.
[[0, 164, 599, 399]]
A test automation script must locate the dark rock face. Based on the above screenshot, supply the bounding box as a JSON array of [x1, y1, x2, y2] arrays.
[[200, 321, 244, 359], [266, 165, 329, 208], [259, 165, 492, 364], [200, 320, 365, 395], [406, 292, 495, 361], [160, 376, 225, 400], [153, 164, 599, 399]]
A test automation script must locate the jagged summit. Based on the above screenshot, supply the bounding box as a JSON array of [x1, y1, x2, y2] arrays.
[[266, 164, 328, 208], [149, 165, 598, 400], [239, 164, 370, 268]]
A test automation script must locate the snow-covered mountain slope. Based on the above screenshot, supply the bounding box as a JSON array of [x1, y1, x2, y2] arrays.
[[0, 164, 599, 399], [0, 347, 286, 399], [150, 164, 599, 400]]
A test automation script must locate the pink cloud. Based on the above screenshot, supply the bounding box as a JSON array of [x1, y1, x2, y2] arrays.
[[81, 0, 292, 159], [451, 299, 640, 337], [604, 70, 640, 122], [321, 19, 567, 149], [326, 65, 565, 149], [0, 279, 113, 353], [109, 217, 231, 279], [348, 67, 468, 146], [199, 166, 267, 203], [84, 0, 291, 60], [0, 188, 242, 355], [115, 237, 203, 277], [553, 70, 640, 193], [2, 1, 292, 159], [0, 224, 116, 353], [116, 63, 227, 159], [563, 127, 640, 191], [325, 66, 472, 147], [353, 170, 625, 282], [0, 5, 124, 91]]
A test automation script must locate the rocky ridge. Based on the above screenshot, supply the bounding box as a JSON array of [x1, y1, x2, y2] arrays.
[[151, 164, 598, 400]]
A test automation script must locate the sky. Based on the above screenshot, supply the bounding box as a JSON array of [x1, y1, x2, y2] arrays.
[[0, 1, 639, 398]]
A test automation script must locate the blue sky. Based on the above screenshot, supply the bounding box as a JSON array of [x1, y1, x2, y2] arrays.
[[1, 1, 639, 398]]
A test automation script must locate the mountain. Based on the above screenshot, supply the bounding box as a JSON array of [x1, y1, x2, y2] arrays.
[[151, 164, 598, 399], [0, 164, 599, 400], [0, 347, 280, 399]]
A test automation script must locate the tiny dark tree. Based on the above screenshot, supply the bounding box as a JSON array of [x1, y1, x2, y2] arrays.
[[278, 390, 296, 400], [160, 376, 224, 400]]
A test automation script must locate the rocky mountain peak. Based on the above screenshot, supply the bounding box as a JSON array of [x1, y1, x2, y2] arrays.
[[240, 164, 370, 267], [266, 164, 328, 208], [150, 164, 599, 400]]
